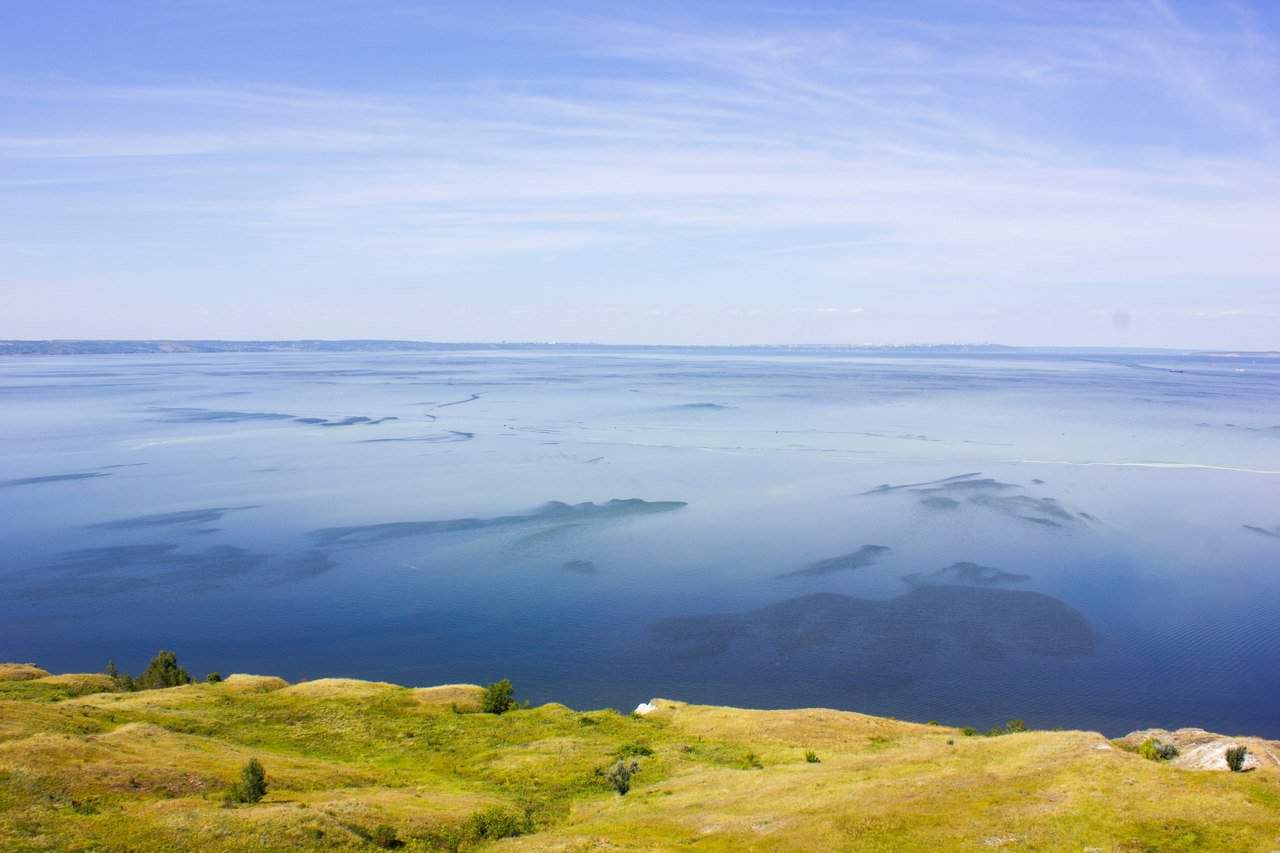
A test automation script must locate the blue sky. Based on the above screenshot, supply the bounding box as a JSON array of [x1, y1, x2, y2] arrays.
[[2, 0, 1278, 347]]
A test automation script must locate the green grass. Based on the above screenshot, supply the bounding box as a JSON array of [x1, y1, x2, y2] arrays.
[[1, 668, 1278, 851]]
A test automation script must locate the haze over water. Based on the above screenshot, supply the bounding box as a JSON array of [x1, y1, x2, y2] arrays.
[[2, 346, 1278, 737]]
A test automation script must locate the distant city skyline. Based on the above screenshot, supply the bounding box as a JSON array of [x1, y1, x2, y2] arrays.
[[3, 1, 1278, 348]]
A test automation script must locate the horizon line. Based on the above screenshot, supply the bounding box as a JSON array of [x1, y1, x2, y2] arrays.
[[2, 339, 1276, 356]]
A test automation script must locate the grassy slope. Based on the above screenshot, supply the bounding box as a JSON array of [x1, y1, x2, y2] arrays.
[[0, 669, 1277, 851]]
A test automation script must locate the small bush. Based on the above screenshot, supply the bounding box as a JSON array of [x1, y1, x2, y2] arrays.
[[926, 720, 940, 726], [137, 650, 192, 690], [743, 751, 763, 769], [1226, 746, 1248, 772], [1004, 719, 1027, 733], [105, 661, 136, 692], [578, 716, 598, 726], [986, 727, 1004, 737], [481, 679, 515, 715], [225, 758, 268, 804], [961, 727, 976, 737], [370, 824, 402, 848], [205, 672, 222, 683], [605, 759, 640, 795], [1138, 738, 1179, 761], [804, 750, 820, 763], [468, 806, 527, 839], [617, 742, 653, 758]]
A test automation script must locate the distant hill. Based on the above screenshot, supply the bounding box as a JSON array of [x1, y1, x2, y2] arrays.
[[0, 339, 1214, 357]]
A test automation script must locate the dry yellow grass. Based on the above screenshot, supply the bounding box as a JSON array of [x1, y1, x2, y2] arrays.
[[1, 664, 1278, 851], [0, 664, 50, 681], [412, 684, 485, 707], [219, 673, 289, 693]]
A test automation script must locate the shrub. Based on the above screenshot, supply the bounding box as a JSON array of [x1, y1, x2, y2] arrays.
[[105, 661, 137, 692], [205, 672, 222, 683], [926, 720, 940, 726], [804, 750, 820, 763], [137, 651, 192, 690], [617, 742, 653, 758], [1226, 746, 1248, 772], [468, 806, 527, 839], [1004, 719, 1027, 733], [481, 679, 515, 715], [1138, 738, 1179, 761], [605, 759, 640, 795], [961, 727, 976, 737], [226, 758, 268, 804], [743, 751, 763, 769], [370, 824, 401, 848]]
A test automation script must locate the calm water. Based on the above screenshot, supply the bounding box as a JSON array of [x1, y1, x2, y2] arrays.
[[2, 347, 1278, 737]]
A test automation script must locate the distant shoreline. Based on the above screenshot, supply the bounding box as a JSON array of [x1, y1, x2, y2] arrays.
[[2, 340, 1273, 357]]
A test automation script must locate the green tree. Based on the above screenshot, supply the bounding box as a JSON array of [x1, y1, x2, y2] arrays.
[[481, 678, 515, 714], [234, 758, 268, 803], [137, 650, 191, 690], [205, 671, 222, 683], [1226, 745, 1248, 772]]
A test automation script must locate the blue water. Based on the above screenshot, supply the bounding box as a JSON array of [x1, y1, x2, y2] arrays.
[[1, 347, 1278, 737]]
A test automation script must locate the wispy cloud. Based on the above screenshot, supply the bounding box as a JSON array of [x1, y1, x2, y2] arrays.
[[0, 0, 1277, 344]]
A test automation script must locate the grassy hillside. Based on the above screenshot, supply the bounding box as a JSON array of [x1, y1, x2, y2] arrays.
[[1, 665, 1278, 851]]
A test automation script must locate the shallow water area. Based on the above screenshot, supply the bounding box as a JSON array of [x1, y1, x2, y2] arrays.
[[1, 346, 1278, 736]]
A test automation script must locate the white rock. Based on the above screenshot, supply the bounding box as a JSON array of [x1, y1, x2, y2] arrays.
[[633, 700, 658, 715]]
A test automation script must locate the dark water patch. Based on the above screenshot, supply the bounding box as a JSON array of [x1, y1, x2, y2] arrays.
[[101, 463, 147, 470], [36, 544, 180, 574], [298, 415, 399, 427], [192, 528, 220, 535], [149, 407, 295, 423], [435, 393, 482, 408], [267, 552, 338, 584], [513, 524, 586, 548], [1198, 422, 1280, 435], [1031, 478, 1046, 485], [10, 544, 270, 600], [903, 561, 1030, 587], [861, 472, 984, 494], [653, 586, 1095, 662], [849, 430, 939, 442], [88, 505, 260, 529], [967, 494, 1080, 525], [780, 545, 891, 578], [0, 471, 109, 488], [358, 431, 473, 444], [585, 456, 604, 464], [1244, 524, 1280, 539], [562, 560, 597, 575], [310, 499, 688, 546], [919, 496, 960, 510], [664, 402, 734, 411], [926, 478, 1018, 492]]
